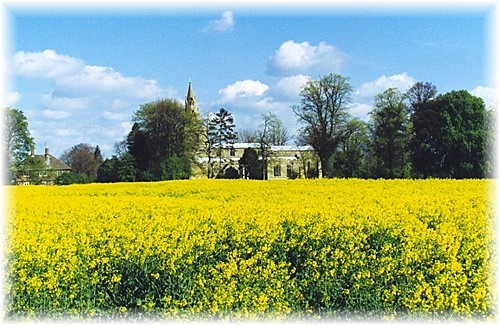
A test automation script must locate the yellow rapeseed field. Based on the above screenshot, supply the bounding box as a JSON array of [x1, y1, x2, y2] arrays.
[[4, 179, 495, 320]]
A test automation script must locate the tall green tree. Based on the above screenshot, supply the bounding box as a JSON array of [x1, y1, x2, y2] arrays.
[[3, 107, 34, 182], [292, 73, 353, 178], [127, 99, 201, 180], [369, 88, 411, 178], [412, 90, 488, 178], [210, 108, 237, 178], [406, 82, 439, 177]]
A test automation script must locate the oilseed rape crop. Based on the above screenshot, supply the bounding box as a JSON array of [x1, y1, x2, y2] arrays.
[[4, 179, 495, 320]]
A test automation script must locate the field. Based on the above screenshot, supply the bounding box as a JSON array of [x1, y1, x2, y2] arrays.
[[4, 179, 495, 320]]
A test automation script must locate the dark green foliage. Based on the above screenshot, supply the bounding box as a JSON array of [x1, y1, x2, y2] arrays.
[[329, 119, 370, 178], [96, 154, 137, 183], [161, 156, 191, 180], [55, 173, 93, 185], [369, 88, 411, 178], [239, 147, 263, 180], [126, 99, 201, 180], [410, 90, 488, 178]]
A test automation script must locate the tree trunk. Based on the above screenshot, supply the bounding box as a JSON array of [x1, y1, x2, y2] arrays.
[[319, 153, 330, 178]]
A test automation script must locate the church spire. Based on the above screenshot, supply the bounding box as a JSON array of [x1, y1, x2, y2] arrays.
[[185, 81, 198, 117]]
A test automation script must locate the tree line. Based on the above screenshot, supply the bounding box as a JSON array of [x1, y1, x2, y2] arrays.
[[294, 75, 492, 179], [3, 73, 494, 184]]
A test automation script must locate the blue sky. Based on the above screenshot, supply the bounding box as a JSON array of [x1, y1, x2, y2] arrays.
[[3, 1, 498, 158]]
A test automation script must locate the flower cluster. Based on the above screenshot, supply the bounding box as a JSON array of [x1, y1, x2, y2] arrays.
[[5, 179, 495, 320]]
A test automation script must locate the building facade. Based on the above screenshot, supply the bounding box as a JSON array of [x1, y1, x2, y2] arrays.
[[16, 146, 71, 185], [192, 142, 321, 180]]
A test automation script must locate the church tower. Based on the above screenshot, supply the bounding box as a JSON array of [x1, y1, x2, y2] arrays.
[[185, 81, 199, 117]]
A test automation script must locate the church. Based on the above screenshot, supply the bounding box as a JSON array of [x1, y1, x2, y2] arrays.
[[185, 82, 321, 179]]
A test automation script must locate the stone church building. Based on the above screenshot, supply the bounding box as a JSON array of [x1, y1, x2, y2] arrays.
[[186, 82, 321, 179]]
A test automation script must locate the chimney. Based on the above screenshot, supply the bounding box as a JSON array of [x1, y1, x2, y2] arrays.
[[30, 146, 35, 157], [44, 145, 50, 166]]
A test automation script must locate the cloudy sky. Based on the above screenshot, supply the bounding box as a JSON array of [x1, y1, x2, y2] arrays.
[[2, 0, 498, 158]]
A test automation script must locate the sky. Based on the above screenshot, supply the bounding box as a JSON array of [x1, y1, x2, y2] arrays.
[[1, 0, 499, 158]]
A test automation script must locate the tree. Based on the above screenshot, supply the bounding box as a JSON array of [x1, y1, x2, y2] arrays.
[[126, 122, 150, 174], [412, 90, 488, 178], [407, 82, 437, 113], [55, 173, 93, 185], [161, 156, 191, 180], [407, 82, 439, 177], [369, 88, 411, 178], [3, 107, 34, 182], [96, 153, 136, 183], [60, 143, 102, 180], [237, 129, 259, 143], [292, 73, 353, 177], [94, 145, 103, 166], [254, 112, 293, 180], [127, 99, 201, 180], [239, 147, 262, 179], [330, 119, 369, 178], [201, 113, 217, 178], [210, 108, 237, 178], [260, 112, 292, 146]]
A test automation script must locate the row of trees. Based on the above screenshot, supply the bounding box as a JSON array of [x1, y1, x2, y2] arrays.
[[293, 74, 493, 179], [3, 73, 494, 184]]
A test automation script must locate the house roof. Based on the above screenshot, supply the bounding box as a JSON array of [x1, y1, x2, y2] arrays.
[[21, 154, 71, 171]]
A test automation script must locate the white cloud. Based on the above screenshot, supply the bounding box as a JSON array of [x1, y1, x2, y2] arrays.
[[348, 103, 373, 121], [58, 65, 165, 99], [353, 73, 416, 101], [41, 93, 91, 111], [14, 49, 167, 100], [470, 86, 498, 110], [53, 128, 78, 138], [4, 91, 21, 106], [218, 79, 269, 103], [267, 40, 346, 76], [275, 74, 311, 99], [203, 10, 234, 33], [14, 49, 81, 79], [41, 109, 71, 120], [214, 79, 295, 134], [102, 111, 129, 121]]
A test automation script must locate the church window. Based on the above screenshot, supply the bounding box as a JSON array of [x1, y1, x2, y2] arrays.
[[274, 165, 281, 177]]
